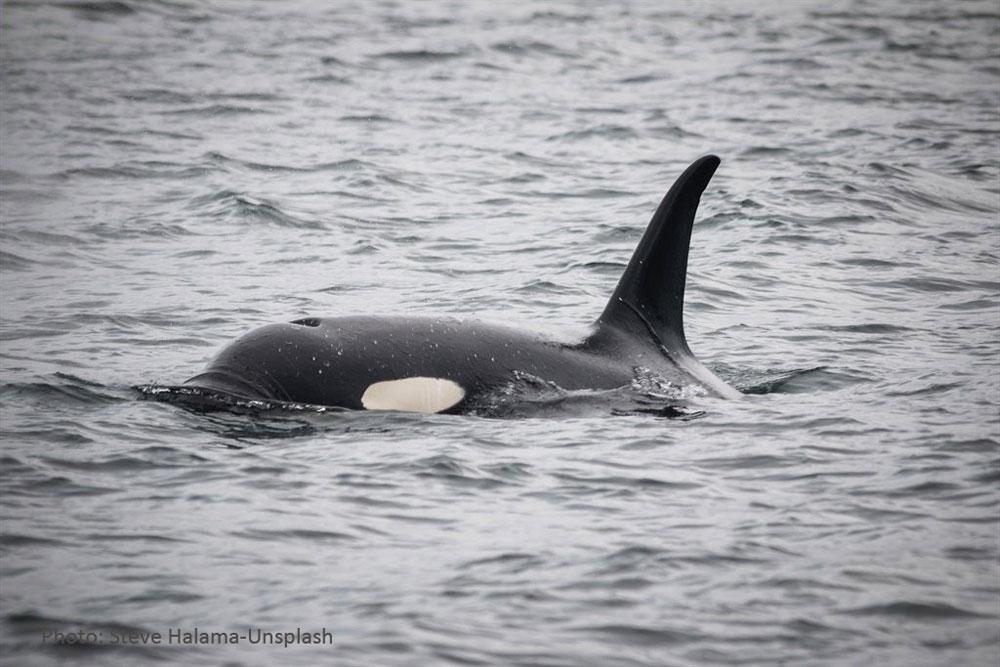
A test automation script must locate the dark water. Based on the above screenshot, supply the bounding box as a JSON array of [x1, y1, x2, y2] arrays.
[[2, 0, 998, 665]]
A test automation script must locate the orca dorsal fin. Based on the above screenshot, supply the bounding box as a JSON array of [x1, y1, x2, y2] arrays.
[[596, 155, 720, 359]]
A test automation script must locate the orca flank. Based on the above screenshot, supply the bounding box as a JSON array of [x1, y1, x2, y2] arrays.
[[179, 155, 741, 413]]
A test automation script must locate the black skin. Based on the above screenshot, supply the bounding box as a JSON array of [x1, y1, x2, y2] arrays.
[[184, 316, 670, 412]]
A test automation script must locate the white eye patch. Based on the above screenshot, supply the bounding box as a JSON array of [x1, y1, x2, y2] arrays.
[[361, 377, 465, 414]]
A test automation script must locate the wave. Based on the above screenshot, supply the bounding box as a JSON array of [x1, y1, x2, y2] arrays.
[[491, 40, 573, 58], [0, 250, 35, 271], [840, 601, 992, 619], [0, 373, 126, 406], [186, 190, 324, 229], [373, 49, 468, 62], [546, 125, 641, 142], [724, 366, 872, 394], [54, 163, 211, 181], [52, 1, 136, 15], [159, 104, 273, 117]]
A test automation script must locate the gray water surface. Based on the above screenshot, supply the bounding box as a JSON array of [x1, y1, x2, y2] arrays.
[[1, 1, 998, 665]]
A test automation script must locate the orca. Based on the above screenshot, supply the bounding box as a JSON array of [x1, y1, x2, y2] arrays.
[[180, 155, 741, 413]]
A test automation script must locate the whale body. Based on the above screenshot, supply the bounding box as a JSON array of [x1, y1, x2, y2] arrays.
[[182, 155, 741, 413]]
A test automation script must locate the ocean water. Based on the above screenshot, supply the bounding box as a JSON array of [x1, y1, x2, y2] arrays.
[[1, 0, 998, 665]]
